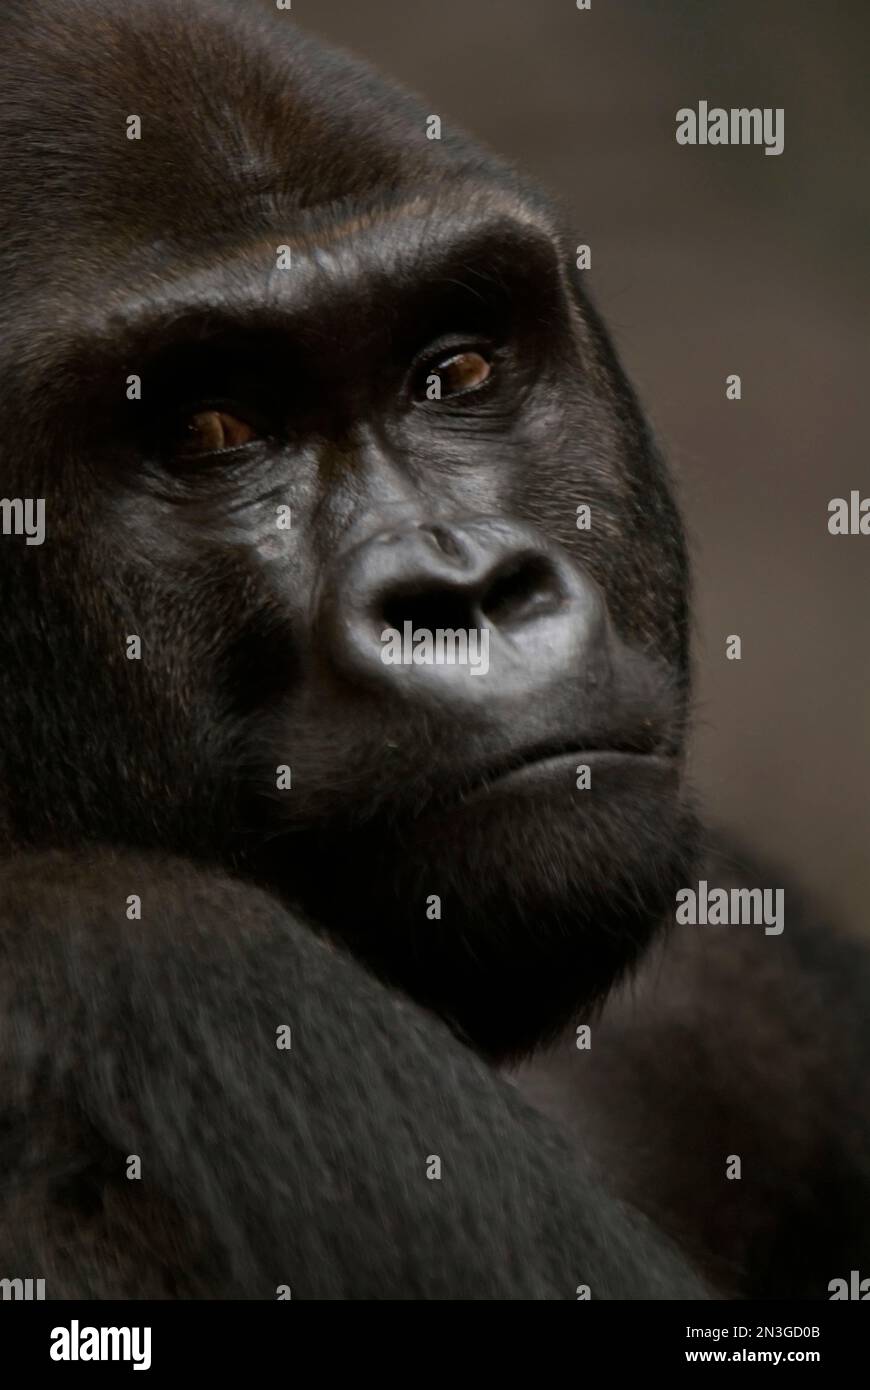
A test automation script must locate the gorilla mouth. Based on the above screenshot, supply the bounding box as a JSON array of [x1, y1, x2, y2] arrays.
[[459, 738, 676, 802]]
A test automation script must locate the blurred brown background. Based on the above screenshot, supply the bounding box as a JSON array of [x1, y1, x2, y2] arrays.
[[300, 0, 869, 933]]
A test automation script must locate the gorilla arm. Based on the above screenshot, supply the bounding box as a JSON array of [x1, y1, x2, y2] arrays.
[[0, 851, 705, 1300]]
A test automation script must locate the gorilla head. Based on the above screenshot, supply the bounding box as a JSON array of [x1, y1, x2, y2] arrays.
[[0, 0, 695, 1057]]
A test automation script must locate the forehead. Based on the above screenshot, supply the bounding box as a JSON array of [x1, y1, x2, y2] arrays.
[[0, 0, 573, 404], [0, 0, 495, 243], [0, 0, 563, 357]]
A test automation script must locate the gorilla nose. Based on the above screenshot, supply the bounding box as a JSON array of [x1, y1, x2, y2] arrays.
[[318, 516, 612, 713]]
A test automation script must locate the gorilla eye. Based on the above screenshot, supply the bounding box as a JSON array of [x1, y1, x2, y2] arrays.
[[178, 409, 259, 456], [417, 348, 493, 401]]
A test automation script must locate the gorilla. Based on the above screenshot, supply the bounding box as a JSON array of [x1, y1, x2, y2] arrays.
[[0, 0, 867, 1300]]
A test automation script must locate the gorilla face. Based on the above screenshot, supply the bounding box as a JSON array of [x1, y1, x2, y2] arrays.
[[0, 0, 694, 1056]]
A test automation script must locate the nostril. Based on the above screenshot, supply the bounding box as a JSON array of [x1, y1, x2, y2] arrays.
[[381, 587, 477, 636], [481, 555, 564, 628]]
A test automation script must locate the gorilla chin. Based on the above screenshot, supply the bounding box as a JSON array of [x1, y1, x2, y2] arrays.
[[260, 742, 697, 1060]]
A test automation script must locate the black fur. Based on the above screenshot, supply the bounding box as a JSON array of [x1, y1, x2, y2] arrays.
[[0, 850, 709, 1298]]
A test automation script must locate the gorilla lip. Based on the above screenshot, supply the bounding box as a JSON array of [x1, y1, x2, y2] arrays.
[[461, 745, 676, 801]]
